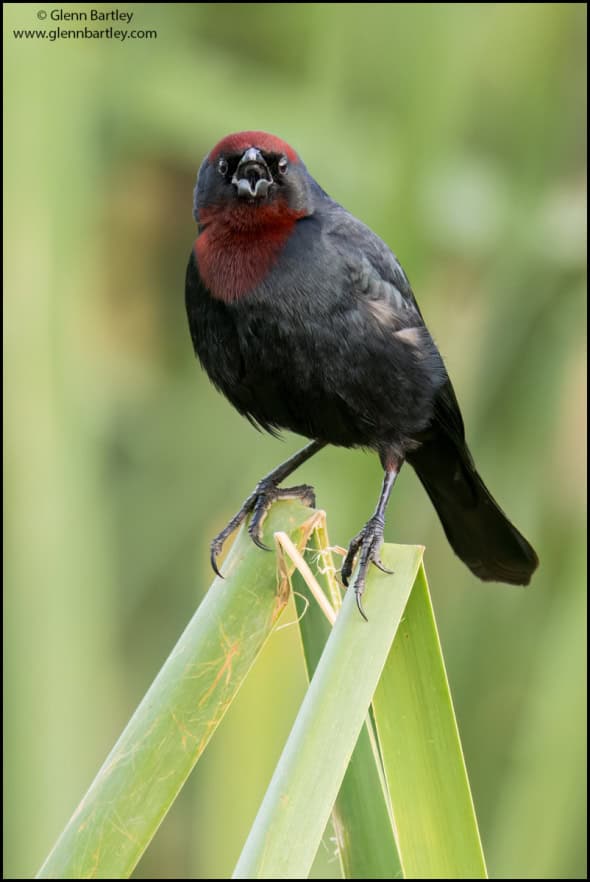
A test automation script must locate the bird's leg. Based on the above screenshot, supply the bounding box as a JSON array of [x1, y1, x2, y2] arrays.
[[210, 440, 325, 577], [341, 460, 403, 620]]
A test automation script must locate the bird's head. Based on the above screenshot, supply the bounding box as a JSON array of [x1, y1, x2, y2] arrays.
[[193, 131, 314, 230]]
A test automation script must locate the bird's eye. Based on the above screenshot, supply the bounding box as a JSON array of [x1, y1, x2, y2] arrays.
[[217, 158, 228, 176], [278, 156, 289, 175]]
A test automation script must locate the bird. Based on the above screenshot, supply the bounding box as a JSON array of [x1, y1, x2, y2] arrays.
[[185, 130, 538, 618]]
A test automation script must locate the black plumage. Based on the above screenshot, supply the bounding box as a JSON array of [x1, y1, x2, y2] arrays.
[[186, 131, 538, 613]]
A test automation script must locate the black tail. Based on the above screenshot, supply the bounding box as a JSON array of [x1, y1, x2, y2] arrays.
[[407, 433, 538, 585]]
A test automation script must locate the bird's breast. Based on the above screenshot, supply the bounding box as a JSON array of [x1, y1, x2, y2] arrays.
[[195, 207, 305, 303]]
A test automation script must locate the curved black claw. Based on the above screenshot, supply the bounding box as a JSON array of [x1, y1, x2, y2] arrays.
[[356, 591, 369, 622], [210, 481, 316, 577], [341, 514, 391, 620], [372, 557, 394, 575], [210, 544, 225, 579]]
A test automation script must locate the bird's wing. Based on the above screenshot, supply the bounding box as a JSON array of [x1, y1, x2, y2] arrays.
[[323, 206, 468, 446], [323, 207, 425, 326]]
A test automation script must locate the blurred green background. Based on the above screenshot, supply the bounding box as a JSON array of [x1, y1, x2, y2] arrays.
[[4, 3, 586, 879]]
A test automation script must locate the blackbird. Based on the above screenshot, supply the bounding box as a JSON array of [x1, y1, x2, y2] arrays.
[[185, 131, 538, 617]]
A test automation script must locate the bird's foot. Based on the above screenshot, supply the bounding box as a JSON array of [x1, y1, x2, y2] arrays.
[[341, 514, 393, 620], [210, 480, 316, 578]]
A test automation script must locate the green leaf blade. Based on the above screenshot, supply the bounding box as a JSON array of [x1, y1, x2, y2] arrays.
[[292, 524, 402, 880], [233, 543, 424, 880], [36, 501, 316, 880], [372, 564, 488, 879]]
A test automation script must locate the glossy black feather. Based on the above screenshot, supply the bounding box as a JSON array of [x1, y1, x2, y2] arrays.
[[187, 204, 446, 451], [186, 167, 538, 585]]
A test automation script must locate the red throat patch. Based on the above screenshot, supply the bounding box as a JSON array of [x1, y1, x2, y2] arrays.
[[195, 201, 305, 302]]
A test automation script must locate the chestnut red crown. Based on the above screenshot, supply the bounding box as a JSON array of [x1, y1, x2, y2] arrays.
[[209, 131, 299, 164]]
